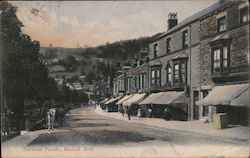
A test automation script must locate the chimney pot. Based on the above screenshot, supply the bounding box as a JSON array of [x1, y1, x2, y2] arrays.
[[167, 12, 178, 30]]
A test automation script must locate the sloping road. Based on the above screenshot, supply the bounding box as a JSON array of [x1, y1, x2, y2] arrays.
[[2, 105, 249, 157]]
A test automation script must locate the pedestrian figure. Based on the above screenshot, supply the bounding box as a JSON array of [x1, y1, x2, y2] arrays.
[[127, 108, 131, 120], [137, 108, 142, 119], [164, 107, 170, 120], [120, 108, 125, 117], [47, 108, 56, 131], [147, 108, 152, 118]]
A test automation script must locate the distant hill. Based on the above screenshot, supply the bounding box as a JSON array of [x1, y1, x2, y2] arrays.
[[39, 32, 163, 82]]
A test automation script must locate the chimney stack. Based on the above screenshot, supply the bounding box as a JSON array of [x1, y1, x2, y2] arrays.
[[168, 12, 178, 30]]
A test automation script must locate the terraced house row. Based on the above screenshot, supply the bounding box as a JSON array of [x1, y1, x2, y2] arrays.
[[106, 0, 249, 125]]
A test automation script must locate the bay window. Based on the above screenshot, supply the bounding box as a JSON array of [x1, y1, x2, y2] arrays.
[[173, 60, 187, 85], [212, 46, 229, 73]]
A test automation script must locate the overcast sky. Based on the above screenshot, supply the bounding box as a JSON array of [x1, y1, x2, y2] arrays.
[[11, 1, 216, 48]]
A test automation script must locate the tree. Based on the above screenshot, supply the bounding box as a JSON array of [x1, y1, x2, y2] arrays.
[[80, 67, 86, 76], [1, 2, 59, 131], [43, 48, 57, 59], [85, 71, 96, 84]]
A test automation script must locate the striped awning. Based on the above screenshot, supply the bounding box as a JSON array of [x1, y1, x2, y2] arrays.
[[104, 96, 122, 105], [139, 91, 186, 105], [122, 93, 146, 106], [116, 94, 134, 105]]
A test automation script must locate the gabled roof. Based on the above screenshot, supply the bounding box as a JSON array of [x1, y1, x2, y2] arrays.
[[152, 1, 233, 42]]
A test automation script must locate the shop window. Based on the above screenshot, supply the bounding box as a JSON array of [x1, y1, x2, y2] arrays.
[[217, 16, 226, 32], [240, 7, 249, 24], [212, 46, 229, 73]]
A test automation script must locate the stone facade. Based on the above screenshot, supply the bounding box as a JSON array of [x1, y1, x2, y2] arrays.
[[199, 1, 249, 120], [113, 73, 126, 97], [112, 1, 249, 121], [125, 63, 149, 94]]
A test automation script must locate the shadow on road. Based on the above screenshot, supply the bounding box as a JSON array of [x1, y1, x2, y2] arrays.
[[28, 130, 155, 146], [76, 123, 112, 127]]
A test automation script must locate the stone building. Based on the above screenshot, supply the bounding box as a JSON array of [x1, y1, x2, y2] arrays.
[[197, 1, 249, 125], [112, 0, 249, 123]]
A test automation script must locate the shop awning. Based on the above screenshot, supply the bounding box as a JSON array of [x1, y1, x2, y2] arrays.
[[231, 88, 249, 107], [139, 92, 164, 105], [105, 96, 122, 105], [116, 94, 134, 105], [139, 91, 187, 105], [151, 91, 187, 105], [122, 93, 146, 107], [99, 98, 108, 104], [196, 83, 249, 106]]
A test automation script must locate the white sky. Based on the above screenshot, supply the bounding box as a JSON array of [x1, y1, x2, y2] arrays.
[[11, 1, 216, 48]]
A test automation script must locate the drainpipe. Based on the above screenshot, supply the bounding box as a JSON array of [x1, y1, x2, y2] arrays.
[[199, 19, 202, 120], [189, 25, 192, 121], [147, 63, 151, 95]]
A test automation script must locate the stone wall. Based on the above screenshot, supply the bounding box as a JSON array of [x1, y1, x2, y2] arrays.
[[200, 1, 249, 86]]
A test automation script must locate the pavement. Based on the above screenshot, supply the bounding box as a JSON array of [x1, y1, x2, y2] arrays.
[[95, 106, 249, 142], [1, 105, 249, 158]]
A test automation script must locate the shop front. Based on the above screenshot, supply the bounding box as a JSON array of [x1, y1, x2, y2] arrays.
[[196, 83, 249, 126], [139, 91, 188, 120]]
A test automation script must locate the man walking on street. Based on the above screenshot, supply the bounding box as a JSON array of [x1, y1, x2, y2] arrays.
[[120, 108, 125, 117], [127, 108, 131, 120]]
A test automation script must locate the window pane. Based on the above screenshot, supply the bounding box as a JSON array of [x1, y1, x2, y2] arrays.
[[213, 49, 221, 72], [167, 66, 172, 82], [240, 7, 249, 24], [168, 67, 171, 73], [168, 74, 172, 82], [182, 30, 188, 48], [218, 16, 226, 32], [166, 38, 171, 53], [223, 47, 228, 68], [181, 63, 186, 83], [223, 60, 227, 68], [174, 64, 179, 82], [154, 44, 158, 58], [223, 47, 228, 59], [156, 69, 160, 77], [151, 70, 155, 78]]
